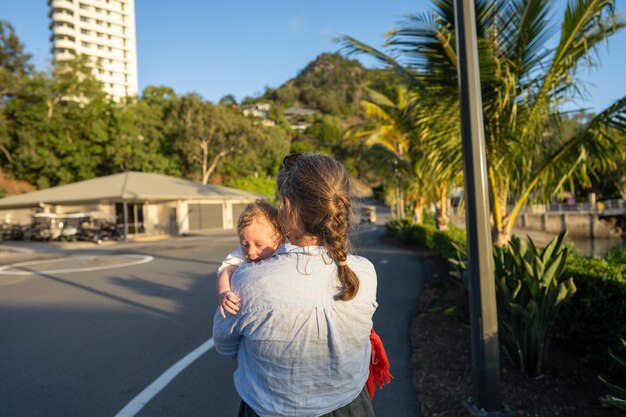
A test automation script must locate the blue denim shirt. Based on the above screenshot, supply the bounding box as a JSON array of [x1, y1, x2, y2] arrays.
[[213, 244, 378, 417]]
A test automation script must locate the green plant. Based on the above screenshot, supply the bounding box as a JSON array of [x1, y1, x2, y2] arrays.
[[556, 254, 626, 365], [493, 232, 576, 376], [599, 338, 626, 411], [605, 246, 626, 265]]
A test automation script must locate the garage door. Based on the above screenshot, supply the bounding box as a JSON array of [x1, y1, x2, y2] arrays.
[[188, 204, 223, 230], [232, 203, 248, 227]]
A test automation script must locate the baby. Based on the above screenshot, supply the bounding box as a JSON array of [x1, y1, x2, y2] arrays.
[[216, 200, 282, 318]]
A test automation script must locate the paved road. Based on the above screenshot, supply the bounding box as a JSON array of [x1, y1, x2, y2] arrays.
[[0, 225, 423, 417]]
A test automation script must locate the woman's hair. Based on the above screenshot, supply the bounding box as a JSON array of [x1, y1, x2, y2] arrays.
[[237, 200, 281, 238], [278, 154, 359, 301]]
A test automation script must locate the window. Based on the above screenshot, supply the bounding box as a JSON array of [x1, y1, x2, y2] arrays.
[[98, 44, 104, 50], [80, 16, 89, 22], [79, 3, 89, 10], [96, 20, 103, 25], [80, 29, 89, 35], [98, 69, 105, 75], [81, 41, 89, 47], [97, 32, 103, 37], [96, 7, 102, 12]]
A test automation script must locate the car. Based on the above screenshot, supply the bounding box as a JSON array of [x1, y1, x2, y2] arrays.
[[360, 206, 377, 224]]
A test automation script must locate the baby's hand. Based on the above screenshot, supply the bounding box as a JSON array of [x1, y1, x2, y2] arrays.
[[219, 290, 241, 318]]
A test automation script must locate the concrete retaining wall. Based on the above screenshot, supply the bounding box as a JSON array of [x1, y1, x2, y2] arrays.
[[515, 212, 618, 238]]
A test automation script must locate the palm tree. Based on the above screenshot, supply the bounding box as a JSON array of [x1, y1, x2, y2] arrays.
[[341, 0, 626, 244], [345, 86, 415, 219], [346, 83, 463, 226]]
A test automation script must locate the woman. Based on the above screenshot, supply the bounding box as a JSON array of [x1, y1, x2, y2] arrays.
[[213, 153, 378, 417]]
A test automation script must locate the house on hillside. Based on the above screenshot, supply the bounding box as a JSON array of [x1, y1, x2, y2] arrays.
[[241, 102, 276, 127], [242, 102, 272, 118], [0, 172, 266, 237], [284, 106, 319, 131]]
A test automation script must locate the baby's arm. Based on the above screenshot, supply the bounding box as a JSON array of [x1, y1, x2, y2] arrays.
[[216, 248, 245, 318], [217, 265, 241, 318]]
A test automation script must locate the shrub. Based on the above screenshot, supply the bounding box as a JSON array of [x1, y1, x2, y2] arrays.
[[386, 220, 626, 368], [555, 254, 626, 364], [605, 246, 626, 265], [386, 220, 466, 260]]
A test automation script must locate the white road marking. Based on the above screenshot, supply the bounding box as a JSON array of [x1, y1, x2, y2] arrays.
[[0, 255, 154, 275], [114, 338, 215, 417]]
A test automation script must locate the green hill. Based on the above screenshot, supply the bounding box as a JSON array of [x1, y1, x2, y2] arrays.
[[258, 53, 384, 117]]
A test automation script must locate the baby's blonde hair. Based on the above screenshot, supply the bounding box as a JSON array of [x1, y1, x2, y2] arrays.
[[237, 200, 281, 238]]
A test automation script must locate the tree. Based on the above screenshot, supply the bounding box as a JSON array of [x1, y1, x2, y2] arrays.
[[103, 86, 180, 175], [6, 56, 111, 188], [173, 95, 262, 184], [345, 86, 419, 220], [0, 20, 33, 95], [0, 20, 33, 165], [341, 0, 626, 244], [218, 94, 237, 106]]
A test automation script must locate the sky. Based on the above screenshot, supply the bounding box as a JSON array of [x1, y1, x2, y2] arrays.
[[1, 0, 625, 112]]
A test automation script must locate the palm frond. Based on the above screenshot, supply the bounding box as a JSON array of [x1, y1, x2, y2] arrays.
[[336, 35, 425, 92]]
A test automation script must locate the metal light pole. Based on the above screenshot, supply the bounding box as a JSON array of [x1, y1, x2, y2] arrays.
[[453, 0, 506, 415]]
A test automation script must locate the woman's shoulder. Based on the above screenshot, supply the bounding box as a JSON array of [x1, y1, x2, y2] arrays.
[[348, 253, 375, 271]]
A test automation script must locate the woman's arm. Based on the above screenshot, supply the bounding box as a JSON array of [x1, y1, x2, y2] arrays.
[[212, 309, 242, 358]]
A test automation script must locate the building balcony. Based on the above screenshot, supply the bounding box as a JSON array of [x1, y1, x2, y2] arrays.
[[51, 24, 75, 37], [47, 0, 73, 5], [48, 0, 74, 11], [49, 6, 74, 18], [53, 38, 76, 50], [53, 49, 76, 61], [50, 12, 75, 25]]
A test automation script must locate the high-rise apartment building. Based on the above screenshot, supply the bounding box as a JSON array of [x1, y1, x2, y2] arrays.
[[48, 0, 138, 100]]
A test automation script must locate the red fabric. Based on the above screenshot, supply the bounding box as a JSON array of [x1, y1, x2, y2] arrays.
[[366, 328, 393, 399]]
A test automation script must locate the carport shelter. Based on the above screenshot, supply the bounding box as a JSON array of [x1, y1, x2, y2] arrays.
[[0, 171, 268, 237]]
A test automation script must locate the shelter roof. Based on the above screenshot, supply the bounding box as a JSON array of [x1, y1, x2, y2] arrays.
[[0, 172, 267, 209]]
